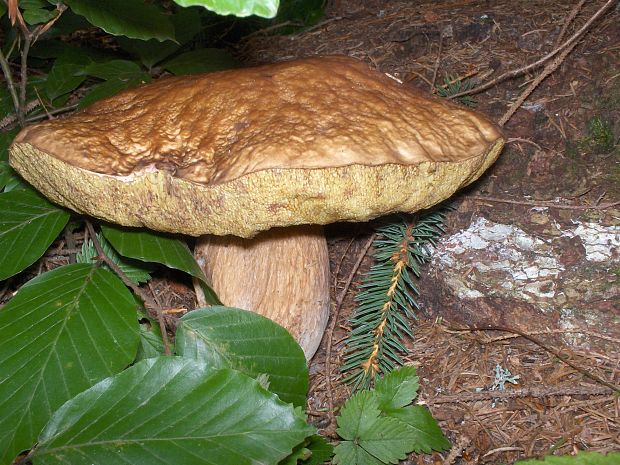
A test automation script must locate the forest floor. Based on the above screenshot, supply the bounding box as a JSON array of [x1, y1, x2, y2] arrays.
[[235, 1, 620, 463], [2, 1, 618, 464]]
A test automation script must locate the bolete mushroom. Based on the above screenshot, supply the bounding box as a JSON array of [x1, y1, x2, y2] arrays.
[[9, 55, 504, 360]]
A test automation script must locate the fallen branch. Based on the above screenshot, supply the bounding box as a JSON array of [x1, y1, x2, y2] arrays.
[[446, 325, 620, 394], [424, 384, 614, 405], [448, 0, 616, 99], [467, 195, 620, 211]]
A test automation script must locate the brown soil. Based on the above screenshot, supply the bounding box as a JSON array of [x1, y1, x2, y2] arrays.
[[237, 1, 620, 463]]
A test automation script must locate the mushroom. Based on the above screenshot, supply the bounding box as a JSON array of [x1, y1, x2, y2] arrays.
[[9, 55, 504, 360]]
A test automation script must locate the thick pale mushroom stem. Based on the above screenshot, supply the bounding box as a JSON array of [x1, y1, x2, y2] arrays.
[[194, 225, 330, 360]]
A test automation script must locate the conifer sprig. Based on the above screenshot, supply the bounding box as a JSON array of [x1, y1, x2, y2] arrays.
[[341, 209, 448, 390]]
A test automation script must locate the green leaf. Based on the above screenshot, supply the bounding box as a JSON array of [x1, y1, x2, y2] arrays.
[[385, 406, 450, 454], [0, 189, 70, 280], [303, 435, 334, 465], [173, 0, 279, 18], [339, 415, 413, 465], [78, 77, 146, 108], [35, 357, 314, 465], [0, 2, 6, 17], [81, 59, 146, 82], [0, 264, 140, 465], [45, 60, 88, 101], [0, 86, 15, 122], [100, 225, 219, 304], [334, 391, 413, 465], [76, 232, 153, 284], [333, 442, 383, 465], [0, 162, 15, 191], [336, 391, 382, 441], [19, 0, 48, 8], [374, 366, 419, 411], [176, 306, 308, 407], [162, 48, 239, 76], [0, 128, 19, 162], [2, 175, 30, 192], [135, 319, 165, 361], [516, 452, 620, 465], [117, 7, 202, 69], [22, 7, 56, 25], [64, 0, 175, 41]]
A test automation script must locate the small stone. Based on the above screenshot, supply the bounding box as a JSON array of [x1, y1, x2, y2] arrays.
[[530, 213, 549, 225]]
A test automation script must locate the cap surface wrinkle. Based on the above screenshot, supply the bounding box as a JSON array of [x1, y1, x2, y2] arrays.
[[10, 55, 504, 237]]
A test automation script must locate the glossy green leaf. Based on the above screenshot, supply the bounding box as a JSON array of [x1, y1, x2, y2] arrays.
[[177, 306, 308, 407], [0, 162, 14, 191], [19, 0, 48, 8], [45, 60, 88, 101], [516, 452, 620, 465], [0, 190, 69, 280], [0, 3, 6, 17], [34, 357, 314, 465], [0, 128, 19, 162], [22, 7, 56, 25], [64, 0, 175, 41], [81, 59, 145, 82], [0, 264, 140, 465], [173, 0, 279, 18], [302, 435, 334, 465], [135, 319, 165, 361], [163, 48, 239, 76], [117, 8, 202, 69], [2, 175, 30, 192], [76, 232, 153, 284], [100, 225, 214, 293], [78, 77, 147, 108]]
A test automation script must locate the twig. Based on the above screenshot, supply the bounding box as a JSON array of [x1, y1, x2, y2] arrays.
[[448, 0, 616, 99], [554, 0, 587, 48], [424, 384, 614, 405], [63, 225, 77, 264], [147, 281, 171, 356], [484, 328, 620, 345], [446, 325, 620, 394], [498, 31, 580, 126], [0, 43, 21, 125], [430, 28, 444, 92], [18, 33, 32, 127], [506, 137, 542, 150], [324, 233, 376, 429], [85, 221, 171, 355], [443, 435, 470, 465], [467, 195, 620, 211]]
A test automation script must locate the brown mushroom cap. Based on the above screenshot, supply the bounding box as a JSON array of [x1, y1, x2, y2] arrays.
[[10, 55, 504, 238]]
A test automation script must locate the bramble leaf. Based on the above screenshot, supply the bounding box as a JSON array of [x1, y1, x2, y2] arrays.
[[374, 365, 419, 411]]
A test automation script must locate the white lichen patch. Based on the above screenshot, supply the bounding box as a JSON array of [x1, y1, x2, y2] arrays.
[[433, 217, 563, 302], [432, 216, 619, 310], [561, 221, 620, 262]]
